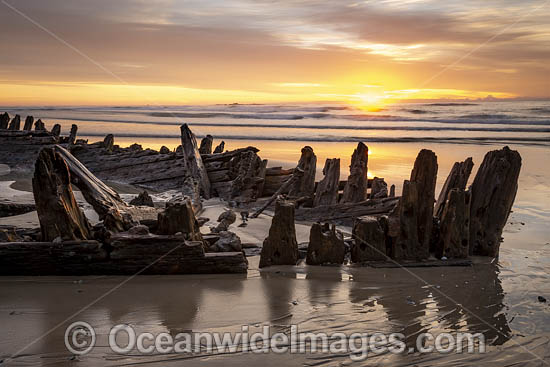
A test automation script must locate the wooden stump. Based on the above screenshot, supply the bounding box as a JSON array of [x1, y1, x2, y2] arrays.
[[199, 134, 214, 155], [469, 146, 521, 257], [157, 199, 204, 243], [0, 112, 9, 129], [391, 180, 420, 260], [370, 177, 388, 199], [8, 115, 20, 130], [306, 223, 345, 265], [228, 150, 266, 202], [213, 141, 225, 154], [23, 116, 34, 131], [288, 146, 317, 200], [314, 158, 340, 207], [130, 191, 155, 207], [341, 142, 368, 203], [259, 200, 298, 267], [103, 134, 115, 152], [434, 157, 473, 218], [181, 124, 211, 199], [436, 189, 470, 259], [32, 148, 92, 241], [351, 216, 387, 262], [34, 119, 45, 131], [409, 149, 438, 259], [51, 124, 61, 137], [68, 124, 78, 144]]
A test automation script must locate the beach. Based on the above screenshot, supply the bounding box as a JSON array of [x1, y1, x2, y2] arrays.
[[1, 102, 549, 365]]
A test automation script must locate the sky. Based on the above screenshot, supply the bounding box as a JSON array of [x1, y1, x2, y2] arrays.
[[0, 0, 549, 106]]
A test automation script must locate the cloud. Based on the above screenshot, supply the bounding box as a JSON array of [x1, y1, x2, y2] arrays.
[[0, 0, 548, 100]]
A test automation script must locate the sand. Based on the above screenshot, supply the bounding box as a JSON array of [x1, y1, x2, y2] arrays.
[[1, 144, 549, 366]]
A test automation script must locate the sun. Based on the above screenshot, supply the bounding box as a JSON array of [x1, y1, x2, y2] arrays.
[[349, 92, 388, 112]]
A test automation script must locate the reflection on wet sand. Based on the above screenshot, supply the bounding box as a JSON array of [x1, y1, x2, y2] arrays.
[[348, 263, 511, 350], [1, 256, 549, 366]]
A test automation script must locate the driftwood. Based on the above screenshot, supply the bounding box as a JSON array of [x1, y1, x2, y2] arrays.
[[341, 142, 369, 203], [434, 158, 473, 218], [180, 124, 211, 198], [295, 196, 399, 224], [351, 216, 387, 262], [23, 116, 34, 131], [313, 158, 340, 207], [259, 200, 298, 267], [436, 188, 470, 259], [469, 146, 521, 257], [32, 148, 92, 241], [54, 145, 134, 232], [288, 146, 316, 199], [409, 149, 438, 259], [0, 112, 9, 129], [306, 223, 345, 265], [199, 134, 214, 154]]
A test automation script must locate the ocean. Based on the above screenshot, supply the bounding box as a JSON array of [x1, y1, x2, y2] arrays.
[[3, 100, 550, 145]]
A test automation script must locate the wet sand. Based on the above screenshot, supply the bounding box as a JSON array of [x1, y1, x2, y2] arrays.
[[1, 142, 549, 366]]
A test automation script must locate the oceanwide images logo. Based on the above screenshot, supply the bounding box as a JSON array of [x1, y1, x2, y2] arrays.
[[65, 322, 486, 361]]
